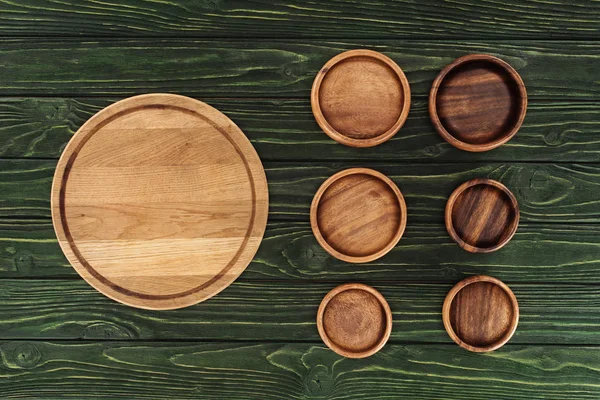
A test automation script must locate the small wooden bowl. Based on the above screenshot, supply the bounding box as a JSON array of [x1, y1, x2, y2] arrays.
[[317, 283, 392, 358], [429, 54, 527, 152], [310, 168, 407, 263], [443, 275, 519, 352], [311, 49, 411, 148], [445, 179, 519, 253]]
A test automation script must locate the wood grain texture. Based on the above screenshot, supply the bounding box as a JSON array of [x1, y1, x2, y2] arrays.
[[446, 179, 519, 253], [430, 54, 527, 152], [0, 280, 599, 343], [317, 283, 392, 358], [0, 40, 598, 99], [310, 168, 406, 263], [444, 276, 519, 352], [51, 94, 269, 310], [5, 221, 600, 283], [1, 341, 599, 399], [311, 50, 410, 147], [0, 0, 599, 39], [4, 161, 600, 223], [0, 98, 599, 162]]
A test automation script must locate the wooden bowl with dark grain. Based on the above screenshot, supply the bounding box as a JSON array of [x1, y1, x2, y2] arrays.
[[317, 283, 392, 358], [311, 49, 411, 148], [310, 168, 407, 263], [429, 54, 527, 152], [442, 275, 519, 352], [445, 178, 519, 253]]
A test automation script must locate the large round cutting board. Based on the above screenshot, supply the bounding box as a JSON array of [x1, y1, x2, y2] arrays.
[[51, 94, 269, 310]]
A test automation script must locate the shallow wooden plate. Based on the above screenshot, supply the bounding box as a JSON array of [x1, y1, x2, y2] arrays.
[[311, 49, 411, 148], [445, 178, 519, 253], [429, 54, 527, 152], [51, 94, 269, 310], [310, 168, 407, 263], [443, 275, 519, 352], [317, 283, 392, 358]]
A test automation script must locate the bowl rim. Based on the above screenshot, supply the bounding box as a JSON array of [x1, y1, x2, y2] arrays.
[[429, 54, 527, 152]]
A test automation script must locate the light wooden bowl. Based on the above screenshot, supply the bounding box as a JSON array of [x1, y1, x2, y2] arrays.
[[310, 168, 407, 263], [317, 283, 392, 358], [311, 49, 411, 148]]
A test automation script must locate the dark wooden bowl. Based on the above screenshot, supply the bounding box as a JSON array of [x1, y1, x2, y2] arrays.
[[317, 283, 392, 358], [310, 168, 407, 263], [429, 54, 527, 152], [442, 275, 519, 352], [445, 178, 519, 253], [311, 49, 411, 148]]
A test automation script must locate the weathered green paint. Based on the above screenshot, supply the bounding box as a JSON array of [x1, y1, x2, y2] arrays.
[[0, 0, 598, 39], [3, 221, 600, 283], [1, 342, 599, 399], [0, 40, 598, 99], [0, 280, 599, 344], [0, 1, 599, 398], [2, 160, 599, 223], [1, 98, 599, 162]]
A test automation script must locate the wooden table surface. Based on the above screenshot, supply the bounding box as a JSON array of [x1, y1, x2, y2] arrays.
[[1, 1, 599, 398]]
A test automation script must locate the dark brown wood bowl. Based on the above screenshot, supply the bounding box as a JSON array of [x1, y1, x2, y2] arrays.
[[317, 283, 392, 358], [442, 275, 519, 352], [445, 178, 519, 253], [310, 168, 407, 263], [311, 49, 411, 148], [429, 54, 527, 152]]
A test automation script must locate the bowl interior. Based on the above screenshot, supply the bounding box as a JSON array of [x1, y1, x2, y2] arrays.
[[436, 59, 524, 146], [316, 173, 402, 258], [451, 183, 518, 250], [449, 281, 515, 348], [318, 55, 405, 140]]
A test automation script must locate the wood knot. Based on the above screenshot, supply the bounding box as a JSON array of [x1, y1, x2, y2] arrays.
[[13, 343, 41, 369], [82, 322, 134, 339], [14, 251, 34, 272], [204, 0, 218, 9], [303, 365, 333, 396], [423, 144, 442, 157], [282, 237, 330, 273], [543, 130, 563, 146]]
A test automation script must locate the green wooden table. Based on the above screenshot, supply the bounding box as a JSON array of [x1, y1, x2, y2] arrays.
[[1, 1, 600, 398]]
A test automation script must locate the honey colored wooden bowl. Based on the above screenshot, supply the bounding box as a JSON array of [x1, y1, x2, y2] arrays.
[[51, 94, 269, 310], [317, 283, 392, 358], [442, 275, 519, 352], [311, 49, 411, 148], [310, 168, 407, 263], [429, 54, 527, 152], [445, 179, 519, 253]]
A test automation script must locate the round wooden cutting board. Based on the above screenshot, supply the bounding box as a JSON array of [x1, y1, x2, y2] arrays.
[[51, 94, 269, 310]]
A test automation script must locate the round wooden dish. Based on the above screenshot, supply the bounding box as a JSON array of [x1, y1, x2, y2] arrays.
[[310, 168, 407, 263], [429, 54, 527, 152], [311, 49, 411, 148], [317, 283, 392, 358], [445, 179, 519, 253], [51, 94, 269, 310], [443, 275, 519, 352]]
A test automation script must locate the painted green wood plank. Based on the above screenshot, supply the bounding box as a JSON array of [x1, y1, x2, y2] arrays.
[[0, 280, 599, 344], [3, 221, 600, 283], [1, 0, 599, 39], [1, 341, 598, 399], [268, 162, 600, 223], [1, 98, 599, 162], [1, 160, 599, 223], [0, 40, 598, 99]]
